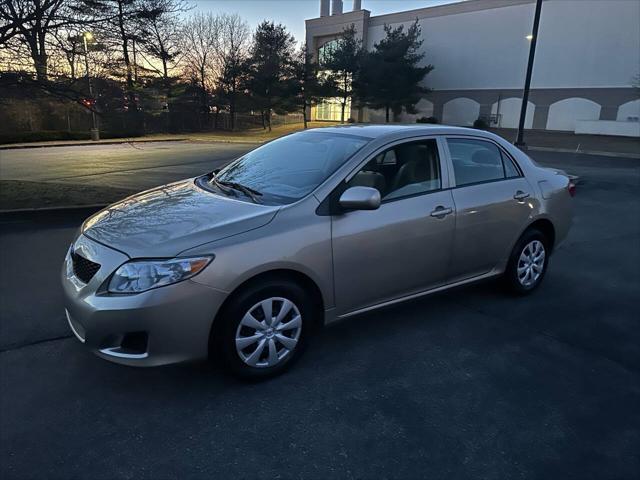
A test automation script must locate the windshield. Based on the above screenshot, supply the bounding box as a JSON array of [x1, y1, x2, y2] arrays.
[[213, 131, 370, 205]]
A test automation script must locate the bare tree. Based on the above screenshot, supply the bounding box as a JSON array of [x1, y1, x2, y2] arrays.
[[181, 12, 220, 115], [48, 20, 86, 79], [81, 0, 154, 111], [1, 0, 80, 80], [0, 2, 33, 45], [137, 0, 188, 85], [215, 13, 250, 130]]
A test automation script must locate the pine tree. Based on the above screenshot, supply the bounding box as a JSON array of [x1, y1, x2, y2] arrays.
[[288, 44, 331, 128], [324, 24, 363, 123], [358, 20, 433, 122], [245, 21, 296, 131]]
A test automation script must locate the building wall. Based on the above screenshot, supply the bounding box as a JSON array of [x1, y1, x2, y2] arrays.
[[366, 0, 639, 90], [307, 0, 640, 134], [491, 98, 535, 129]]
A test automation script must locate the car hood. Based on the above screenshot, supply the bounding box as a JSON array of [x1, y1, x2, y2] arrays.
[[82, 179, 279, 258]]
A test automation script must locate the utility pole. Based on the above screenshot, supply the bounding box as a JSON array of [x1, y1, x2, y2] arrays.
[[515, 0, 543, 148], [83, 32, 99, 141]]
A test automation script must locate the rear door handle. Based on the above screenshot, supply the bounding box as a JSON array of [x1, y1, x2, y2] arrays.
[[514, 190, 530, 201], [430, 206, 453, 218]]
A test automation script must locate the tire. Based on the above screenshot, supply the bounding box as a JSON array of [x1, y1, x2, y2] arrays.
[[503, 228, 550, 295], [213, 278, 315, 379]]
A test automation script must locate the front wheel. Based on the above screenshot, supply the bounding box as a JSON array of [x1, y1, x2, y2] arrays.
[[214, 280, 314, 379], [503, 229, 550, 295]]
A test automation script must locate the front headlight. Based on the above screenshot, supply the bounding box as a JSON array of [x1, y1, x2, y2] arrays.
[[108, 256, 213, 294], [65, 244, 74, 278]]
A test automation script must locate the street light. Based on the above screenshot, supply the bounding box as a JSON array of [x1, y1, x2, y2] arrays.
[[82, 31, 99, 140], [515, 0, 544, 148]]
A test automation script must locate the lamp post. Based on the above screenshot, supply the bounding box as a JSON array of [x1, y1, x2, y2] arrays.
[[515, 0, 543, 148], [83, 31, 99, 141]]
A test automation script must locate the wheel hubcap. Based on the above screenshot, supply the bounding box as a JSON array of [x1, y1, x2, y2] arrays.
[[235, 297, 302, 368], [517, 240, 546, 287]]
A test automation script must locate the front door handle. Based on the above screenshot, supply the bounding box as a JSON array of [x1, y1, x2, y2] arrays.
[[430, 206, 453, 218], [514, 190, 530, 201]]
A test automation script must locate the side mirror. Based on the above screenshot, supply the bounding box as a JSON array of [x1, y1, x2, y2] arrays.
[[339, 186, 381, 211]]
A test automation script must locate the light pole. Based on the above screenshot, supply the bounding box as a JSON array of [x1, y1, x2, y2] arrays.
[[515, 0, 543, 148], [83, 31, 99, 140]]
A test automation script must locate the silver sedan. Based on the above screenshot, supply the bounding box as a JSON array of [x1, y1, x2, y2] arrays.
[[62, 125, 574, 378]]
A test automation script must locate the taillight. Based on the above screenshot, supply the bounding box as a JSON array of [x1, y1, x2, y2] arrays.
[[568, 181, 576, 197]]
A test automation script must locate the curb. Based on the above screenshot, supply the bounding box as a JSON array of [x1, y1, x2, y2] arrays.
[[0, 204, 106, 220], [0, 138, 187, 150], [188, 139, 266, 145], [527, 146, 640, 160]]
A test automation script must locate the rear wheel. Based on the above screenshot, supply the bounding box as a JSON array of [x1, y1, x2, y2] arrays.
[[214, 279, 314, 379], [503, 229, 549, 295]]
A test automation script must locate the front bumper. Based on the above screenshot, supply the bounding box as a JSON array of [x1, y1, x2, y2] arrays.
[[62, 234, 228, 367]]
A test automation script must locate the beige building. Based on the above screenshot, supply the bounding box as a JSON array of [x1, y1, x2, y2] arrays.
[[305, 0, 640, 137]]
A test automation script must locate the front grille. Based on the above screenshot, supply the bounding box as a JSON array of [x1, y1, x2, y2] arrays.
[[71, 251, 101, 283]]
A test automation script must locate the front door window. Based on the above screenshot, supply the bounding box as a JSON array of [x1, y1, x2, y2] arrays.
[[347, 139, 442, 201]]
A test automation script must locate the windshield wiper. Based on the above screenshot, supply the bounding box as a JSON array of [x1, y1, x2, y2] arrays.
[[210, 175, 263, 204]]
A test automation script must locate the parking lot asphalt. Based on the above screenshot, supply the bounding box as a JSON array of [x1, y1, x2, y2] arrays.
[[0, 141, 253, 191], [1, 151, 639, 479]]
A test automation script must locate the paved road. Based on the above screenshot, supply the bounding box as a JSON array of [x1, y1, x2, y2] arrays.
[[1, 151, 639, 479], [0, 141, 253, 191]]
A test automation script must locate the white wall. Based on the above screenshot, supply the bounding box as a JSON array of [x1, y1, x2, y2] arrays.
[[531, 0, 640, 89], [442, 98, 480, 126], [546, 98, 601, 131], [491, 98, 534, 129], [365, 0, 640, 90], [617, 100, 640, 122], [366, 108, 387, 123], [399, 99, 434, 122], [575, 120, 640, 138]]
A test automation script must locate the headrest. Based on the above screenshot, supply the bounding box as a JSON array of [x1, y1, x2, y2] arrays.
[[396, 145, 425, 165]]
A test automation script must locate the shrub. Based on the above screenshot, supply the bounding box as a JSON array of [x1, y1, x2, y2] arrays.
[[416, 116, 439, 124], [473, 118, 489, 129]]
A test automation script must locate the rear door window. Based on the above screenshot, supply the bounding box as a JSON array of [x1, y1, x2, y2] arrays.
[[447, 138, 506, 186]]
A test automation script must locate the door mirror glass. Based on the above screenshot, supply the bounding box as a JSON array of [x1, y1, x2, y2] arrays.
[[339, 186, 381, 211]]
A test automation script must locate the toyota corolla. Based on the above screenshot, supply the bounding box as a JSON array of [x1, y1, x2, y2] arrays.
[[62, 125, 573, 378]]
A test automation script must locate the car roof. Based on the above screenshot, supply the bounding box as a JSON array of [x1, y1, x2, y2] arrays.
[[308, 123, 486, 140]]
